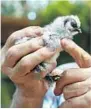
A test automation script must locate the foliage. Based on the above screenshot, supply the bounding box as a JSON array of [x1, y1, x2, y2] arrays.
[[38, 0, 91, 53]]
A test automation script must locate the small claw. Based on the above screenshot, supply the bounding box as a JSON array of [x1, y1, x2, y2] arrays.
[[45, 74, 54, 83], [40, 62, 46, 68], [52, 75, 60, 81], [39, 64, 46, 71]]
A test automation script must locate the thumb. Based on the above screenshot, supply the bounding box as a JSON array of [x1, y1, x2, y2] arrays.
[[61, 38, 91, 68]]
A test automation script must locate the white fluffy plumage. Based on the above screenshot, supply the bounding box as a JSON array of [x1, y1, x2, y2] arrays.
[[42, 15, 81, 64], [15, 15, 81, 82], [43, 15, 81, 50]]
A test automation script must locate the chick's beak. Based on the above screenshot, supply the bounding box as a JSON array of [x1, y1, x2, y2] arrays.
[[75, 28, 82, 33]]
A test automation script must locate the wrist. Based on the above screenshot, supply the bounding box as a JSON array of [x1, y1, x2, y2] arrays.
[[10, 81, 48, 108], [11, 87, 44, 108]]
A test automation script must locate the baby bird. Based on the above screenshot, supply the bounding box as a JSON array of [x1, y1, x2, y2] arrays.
[[15, 15, 81, 82], [43, 15, 81, 49], [42, 15, 81, 82]]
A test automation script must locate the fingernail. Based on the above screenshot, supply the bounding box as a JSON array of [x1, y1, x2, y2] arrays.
[[54, 89, 61, 96]]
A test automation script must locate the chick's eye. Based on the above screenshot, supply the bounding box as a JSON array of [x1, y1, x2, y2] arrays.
[[71, 20, 77, 28]]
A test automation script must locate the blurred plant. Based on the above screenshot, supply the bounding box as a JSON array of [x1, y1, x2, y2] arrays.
[[1, 0, 24, 18], [1, 0, 91, 108], [38, 0, 91, 52], [1, 0, 50, 19], [39, 0, 90, 32]]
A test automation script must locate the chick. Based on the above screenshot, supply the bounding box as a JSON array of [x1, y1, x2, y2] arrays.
[[43, 15, 81, 50], [15, 15, 81, 82], [40, 15, 81, 82]]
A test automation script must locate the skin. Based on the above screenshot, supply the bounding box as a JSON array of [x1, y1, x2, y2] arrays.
[[53, 39, 91, 108], [1, 26, 57, 108], [1, 26, 91, 108]]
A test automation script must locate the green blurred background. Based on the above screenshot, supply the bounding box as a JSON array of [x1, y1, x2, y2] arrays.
[[1, 0, 91, 107]]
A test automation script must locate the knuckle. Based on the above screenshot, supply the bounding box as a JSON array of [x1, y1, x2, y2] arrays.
[[31, 26, 43, 32], [63, 87, 67, 94], [63, 89, 68, 99], [28, 41, 35, 49], [67, 99, 75, 107], [40, 52, 47, 58], [39, 50, 52, 59], [20, 58, 29, 69], [63, 69, 73, 78], [75, 82, 81, 89], [10, 74, 23, 84], [10, 31, 17, 37], [9, 30, 21, 43], [74, 90, 80, 97], [63, 87, 70, 99], [84, 94, 91, 106], [6, 47, 18, 59], [10, 30, 20, 38], [31, 39, 41, 48], [10, 31, 18, 41], [63, 70, 69, 78]]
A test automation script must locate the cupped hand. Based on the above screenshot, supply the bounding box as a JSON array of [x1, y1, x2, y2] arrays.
[[1, 26, 56, 107]]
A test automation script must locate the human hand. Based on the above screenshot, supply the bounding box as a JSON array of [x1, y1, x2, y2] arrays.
[[54, 39, 91, 108], [1, 26, 56, 107]]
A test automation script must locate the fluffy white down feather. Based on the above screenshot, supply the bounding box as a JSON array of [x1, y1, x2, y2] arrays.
[[15, 15, 81, 79]]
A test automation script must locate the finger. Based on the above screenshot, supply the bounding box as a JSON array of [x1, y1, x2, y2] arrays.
[[12, 47, 55, 76], [54, 67, 91, 95], [59, 90, 91, 108], [63, 77, 91, 100], [5, 26, 43, 48], [61, 39, 91, 68], [51, 68, 63, 76], [10, 62, 56, 85], [31, 62, 57, 80], [4, 37, 43, 67], [21, 26, 43, 36]]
